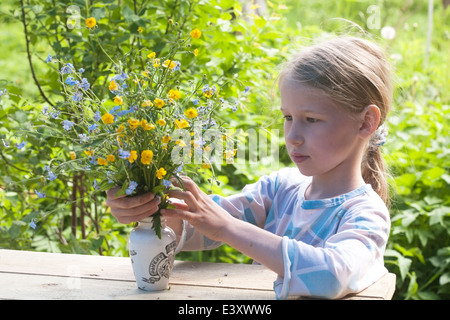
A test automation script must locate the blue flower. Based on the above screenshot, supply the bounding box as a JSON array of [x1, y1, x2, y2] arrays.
[[50, 110, 60, 119], [62, 120, 74, 131], [79, 68, 85, 73], [78, 133, 89, 143], [107, 171, 114, 184], [192, 98, 199, 105], [88, 124, 98, 133], [119, 149, 131, 159], [30, 219, 37, 229], [126, 181, 138, 195], [47, 171, 57, 181], [42, 105, 50, 116], [65, 76, 77, 86], [15, 141, 27, 150], [93, 179, 100, 190], [46, 54, 52, 63], [72, 92, 82, 102], [94, 111, 101, 122], [113, 72, 128, 82], [162, 179, 172, 188], [61, 63, 74, 74], [109, 105, 121, 115], [172, 61, 181, 71], [116, 108, 134, 117], [35, 189, 46, 198], [244, 86, 251, 93], [80, 78, 90, 90]]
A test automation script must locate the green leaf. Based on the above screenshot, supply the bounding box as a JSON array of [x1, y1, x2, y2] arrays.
[[254, 16, 267, 28], [440, 272, 450, 286], [429, 207, 450, 226], [152, 212, 162, 239]]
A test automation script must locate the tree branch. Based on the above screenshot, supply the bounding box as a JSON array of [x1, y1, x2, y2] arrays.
[[20, 0, 54, 107]]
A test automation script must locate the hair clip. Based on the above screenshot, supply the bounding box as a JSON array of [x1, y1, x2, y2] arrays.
[[371, 124, 388, 149]]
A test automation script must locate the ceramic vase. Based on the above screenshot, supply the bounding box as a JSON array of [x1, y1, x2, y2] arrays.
[[128, 216, 177, 291]]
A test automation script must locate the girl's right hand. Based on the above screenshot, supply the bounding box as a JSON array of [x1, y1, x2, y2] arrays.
[[106, 186, 161, 224]]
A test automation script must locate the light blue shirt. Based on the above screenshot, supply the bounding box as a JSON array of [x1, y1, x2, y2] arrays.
[[180, 167, 390, 299]]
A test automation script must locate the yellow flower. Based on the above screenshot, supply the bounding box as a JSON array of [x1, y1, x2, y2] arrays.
[[194, 48, 199, 56], [86, 17, 96, 29], [140, 119, 155, 130], [147, 52, 156, 59], [113, 95, 123, 105], [128, 150, 138, 163], [117, 124, 125, 133], [162, 134, 171, 143], [157, 119, 167, 126], [202, 163, 211, 169], [153, 58, 160, 68], [175, 139, 186, 147], [109, 79, 119, 91], [154, 98, 165, 109], [168, 89, 181, 100], [184, 108, 198, 119], [128, 118, 140, 129], [97, 157, 108, 166], [69, 151, 76, 160], [84, 148, 94, 157], [142, 122, 155, 131], [141, 100, 153, 107], [163, 59, 176, 69], [225, 149, 237, 159], [156, 167, 167, 179], [101, 113, 114, 124], [190, 28, 201, 39], [175, 119, 190, 129], [107, 154, 115, 162], [141, 150, 153, 165], [137, 26, 143, 33]]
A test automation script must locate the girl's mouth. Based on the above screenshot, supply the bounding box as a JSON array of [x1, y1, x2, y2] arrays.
[[291, 153, 309, 164]]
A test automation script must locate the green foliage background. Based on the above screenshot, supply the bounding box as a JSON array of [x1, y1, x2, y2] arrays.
[[1, 0, 449, 299]]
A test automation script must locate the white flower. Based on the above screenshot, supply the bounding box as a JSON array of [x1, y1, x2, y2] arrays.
[[381, 26, 396, 40]]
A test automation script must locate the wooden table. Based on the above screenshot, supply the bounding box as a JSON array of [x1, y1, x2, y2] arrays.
[[0, 249, 395, 300]]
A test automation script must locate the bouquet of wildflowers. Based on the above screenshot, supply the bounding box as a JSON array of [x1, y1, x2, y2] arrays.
[[26, 26, 242, 238]]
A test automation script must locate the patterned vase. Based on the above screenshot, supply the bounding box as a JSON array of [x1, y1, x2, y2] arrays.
[[128, 216, 177, 291]]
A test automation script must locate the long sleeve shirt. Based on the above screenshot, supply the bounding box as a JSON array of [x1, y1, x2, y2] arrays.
[[179, 167, 390, 299]]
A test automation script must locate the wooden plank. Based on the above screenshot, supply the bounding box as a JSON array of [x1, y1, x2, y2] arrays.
[[0, 249, 276, 291], [0, 272, 275, 300], [0, 249, 396, 300]]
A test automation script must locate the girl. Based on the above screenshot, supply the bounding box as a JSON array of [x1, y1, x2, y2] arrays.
[[106, 36, 392, 299]]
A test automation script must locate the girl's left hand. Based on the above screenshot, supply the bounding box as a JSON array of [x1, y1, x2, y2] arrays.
[[160, 176, 233, 242]]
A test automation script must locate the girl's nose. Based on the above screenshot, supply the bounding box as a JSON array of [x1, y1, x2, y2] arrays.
[[285, 123, 304, 146]]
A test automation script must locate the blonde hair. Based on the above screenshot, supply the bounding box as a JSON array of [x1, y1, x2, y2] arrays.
[[279, 37, 393, 205]]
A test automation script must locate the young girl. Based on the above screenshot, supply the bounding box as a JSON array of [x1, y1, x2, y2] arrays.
[[106, 36, 393, 299]]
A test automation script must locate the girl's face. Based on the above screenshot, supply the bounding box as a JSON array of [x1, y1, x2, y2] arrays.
[[280, 79, 364, 181]]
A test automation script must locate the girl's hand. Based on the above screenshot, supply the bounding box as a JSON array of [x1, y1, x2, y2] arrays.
[[106, 187, 161, 224], [161, 176, 234, 242]]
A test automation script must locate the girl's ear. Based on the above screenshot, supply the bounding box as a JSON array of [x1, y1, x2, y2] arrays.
[[359, 104, 381, 139]]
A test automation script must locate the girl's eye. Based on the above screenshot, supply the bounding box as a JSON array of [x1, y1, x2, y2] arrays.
[[306, 117, 319, 123], [283, 115, 292, 121]]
